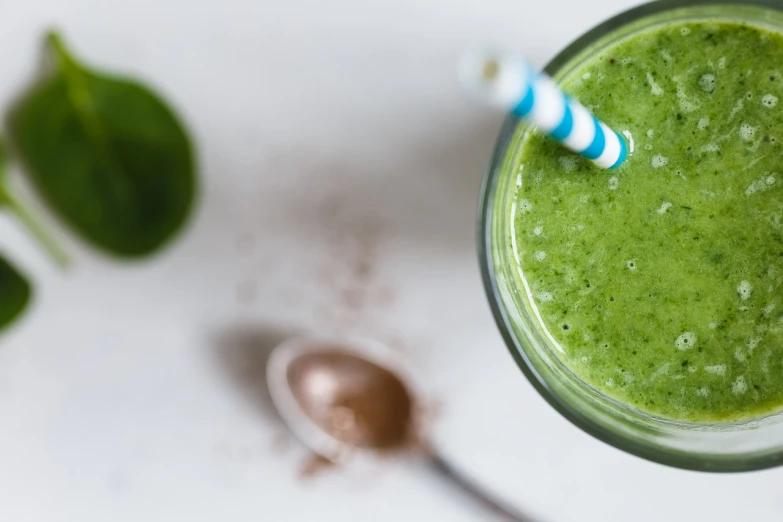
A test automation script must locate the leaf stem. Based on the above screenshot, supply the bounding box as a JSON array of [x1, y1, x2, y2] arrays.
[[0, 187, 70, 269], [46, 31, 81, 74]]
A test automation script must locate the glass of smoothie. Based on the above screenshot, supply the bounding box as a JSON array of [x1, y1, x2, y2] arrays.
[[479, 0, 783, 471]]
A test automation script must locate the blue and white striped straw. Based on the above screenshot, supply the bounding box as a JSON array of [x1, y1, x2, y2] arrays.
[[459, 47, 628, 169]]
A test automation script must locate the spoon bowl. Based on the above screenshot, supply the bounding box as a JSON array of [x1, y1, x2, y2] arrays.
[[266, 336, 423, 465]]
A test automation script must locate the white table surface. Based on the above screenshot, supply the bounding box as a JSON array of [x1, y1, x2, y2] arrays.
[[1, 1, 782, 521]]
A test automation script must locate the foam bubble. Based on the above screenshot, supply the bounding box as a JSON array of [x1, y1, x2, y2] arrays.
[[534, 251, 547, 262], [597, 72, 606, 81], [576, 224, 585, 231], [697, 117, 710, 130], [626, 260, 637, 271], [735, 347, 746, 362], [718, 57, 726, 69], [660, 50, 673, 63], [582, 72, 592, 80], [675, 331, 696, 350], [675, 80, 699, 112], [533, 226, 543, 236], [739, 123, 757, 141], [688, 366, 698, 373], [764, 303, 776, 316], [699, 74, 716, 93], [696, 387, 710, 397], [737, 280, 753, 300], [537, 291, 553, 302], [644, 144, 653, 151], [621, 57, 633, 65], [605, 378, 615, 387], [708, 322, 717, 329], [728, 97, 745, 122], [579, 194, 589, 203], [519, 199, 533, 213], [559, 156, 577, 173], [748, 337, 760, 352], [646, 72, 663, 96], [700, 143, 720, 153], [680, 27, 691, 35], [608, 177, 619, 190], [732, 376, 748, 394], [657, 202, 673, 214], [651, 363, 670, 379], [651, 154, 669, 168], [762, 94, 779, 108], [647, 129, 654, 138], [746, 176, 772, 195], [680, 100, 697, 112], [704, 364, 726, 375]]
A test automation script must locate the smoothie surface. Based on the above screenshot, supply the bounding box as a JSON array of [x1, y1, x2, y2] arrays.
[[511, 20, 783, 421]]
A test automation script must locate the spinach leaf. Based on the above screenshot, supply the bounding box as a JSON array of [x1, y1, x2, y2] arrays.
[[7, 31, 197, 257], [0, 255, 31, 332], [0, 139, 69, 267]]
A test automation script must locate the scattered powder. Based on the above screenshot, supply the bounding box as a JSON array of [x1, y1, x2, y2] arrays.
[[299, 454, 335, 480]]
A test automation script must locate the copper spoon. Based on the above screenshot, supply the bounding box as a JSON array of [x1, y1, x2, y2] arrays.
[[267, 336, 534, 521]]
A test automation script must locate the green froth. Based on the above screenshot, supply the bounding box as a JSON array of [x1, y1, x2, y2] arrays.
[[511, 21, 783, 422]]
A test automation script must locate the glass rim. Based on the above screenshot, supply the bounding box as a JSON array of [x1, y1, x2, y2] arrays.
[[477, 0, 783, 472]]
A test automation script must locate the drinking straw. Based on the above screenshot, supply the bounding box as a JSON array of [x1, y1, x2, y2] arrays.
[[459, 47, 628, 169]]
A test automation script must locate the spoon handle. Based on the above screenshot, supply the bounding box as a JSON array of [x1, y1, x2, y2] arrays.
[[426, 453, 537, 522]]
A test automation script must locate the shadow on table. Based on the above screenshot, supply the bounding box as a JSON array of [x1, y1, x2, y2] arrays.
[[211, 323, 302, 422]]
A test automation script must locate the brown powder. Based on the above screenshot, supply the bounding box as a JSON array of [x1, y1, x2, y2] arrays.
[[287, 350, 413, 450], [299, 453, 334, 479]]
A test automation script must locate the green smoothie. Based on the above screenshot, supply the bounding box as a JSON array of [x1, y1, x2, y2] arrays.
[[511, 20, 783, 422]]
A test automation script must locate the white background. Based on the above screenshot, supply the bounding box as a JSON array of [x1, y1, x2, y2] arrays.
[[0, 0, 781, 521]]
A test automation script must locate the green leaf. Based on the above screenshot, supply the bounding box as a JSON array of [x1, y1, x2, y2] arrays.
[[0, 139, 70, 268], [0, 255, 31, 332], [7, 31, 197, 258]]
